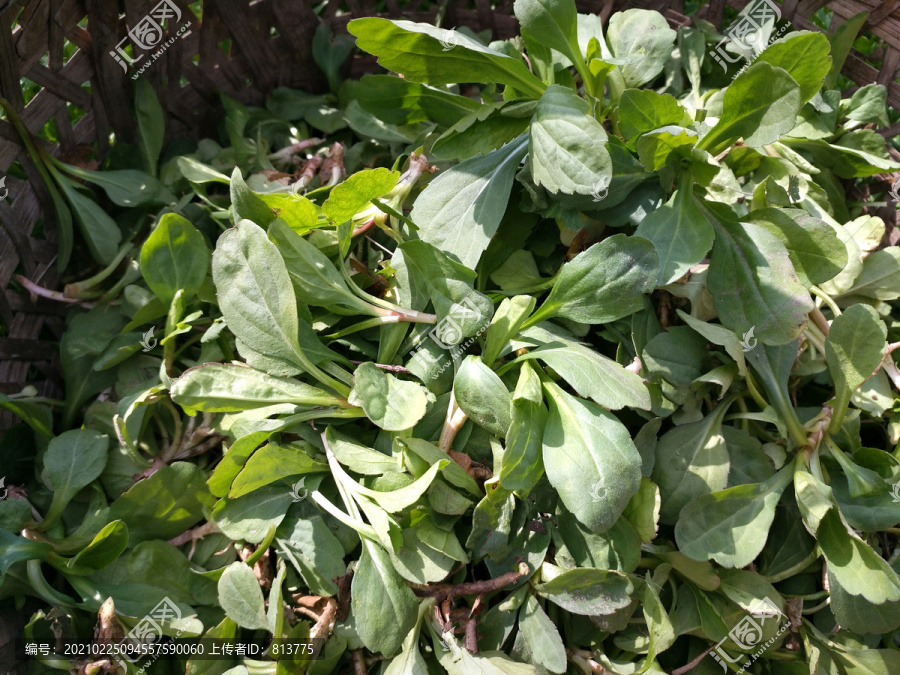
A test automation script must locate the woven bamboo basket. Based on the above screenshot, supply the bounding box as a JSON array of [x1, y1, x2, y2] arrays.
[[0, 0, 898, 424]]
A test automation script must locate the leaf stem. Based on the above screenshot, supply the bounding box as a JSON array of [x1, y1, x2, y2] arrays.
[[64, 243, 134, 297], [809, 286, 841, 317], [324, 316, 402, 340]]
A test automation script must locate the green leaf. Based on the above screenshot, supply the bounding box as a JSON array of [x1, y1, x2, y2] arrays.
[[652, 399, 734, 525], [515, 0, 583, 75], [177, 156, 231, 184], [635, 126, 698, 171], [529, 85, 611, 195], [268, 219, 366, 311], [622, 478, 661, 544], [230, 168, 275, 226], [135, 78, 165, 175], [255, 193, 319, 232], [500, 361, 547, 492], [351, 539, 419, 656], [218, 561, 270, 630], [519, 594, 567, 673], [642, 326, 709, 388], [635, 170, 713, 285], [326, 427, 398, 475], [353, 74, 481, 128], [40, 429, 109, 529], [341, 458, 448, 513], [432, 100, 535, 160], [454, 356, 511, 437], [756, 33, 831, 104], [818, 508, 900, 604], [556, 508, 641, 572], [212, 220, 347, 392], [413, 136, 528, 269], [140, 213, 209, 306], [349, 362, 432, 431], [794, 466, 836, 535], [519, 342, 650, 410], [109, 462, 215, 543], [838, 246, 900, 300], [825, 12, 868, 89], [0, 530, 52, 584], [542, 382, 642, 533], [212, 486, 294, 544], [482, 295, 536, 368], [230, 441, 328, 498], [55, 174, 122, 265], [698, 62, 802, 153], [66, 520, 129, 573], [323, 168, 400, 225], [172, 363, 343, 414], [606, 9, 676, 87], [534, 567, 634, 615], [0, 499, 33, 532], [841, 84, 890, 126], [641, 570, 675, 672], [674, 463, 794, 568], [617, 90, 686, 148], [741, 208, 847, 287], [397, 241, 494, 339], [276, 513, 347, 597], [400, 437, 482, 498], [706, 203, 813, 345], [348, 18, 545, 98], [825, 304, 887, 433], [57, 163, 175, 207], [828, 569, 900, 634], [529, 234, 658, 325]]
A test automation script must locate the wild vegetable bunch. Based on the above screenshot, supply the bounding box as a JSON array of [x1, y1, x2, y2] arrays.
[[3, 0, 900, 673]]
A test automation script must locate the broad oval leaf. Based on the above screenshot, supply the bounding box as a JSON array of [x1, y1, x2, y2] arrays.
[[348, 18, 545, 98], [41, 429, 109, 529], [352, 539, 419, 656], [529, 85, 611, 195], [172, 363, 343, 414], [218, 562, 269, 630], [413, 136, 528, 269], [542, 382, 642, 533], [530, 234, 658, 325], [454, 356, 511, 437], [698, 62, 802, 152], [825, 303, 887, 432], [674, 464, 794, 568], [706, 203, 813, 346], [534, 567, 634, 615], [349, 362, 433, 431]]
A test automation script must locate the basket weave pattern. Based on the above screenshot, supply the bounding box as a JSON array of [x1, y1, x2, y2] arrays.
[[0, 0, 898, 431]]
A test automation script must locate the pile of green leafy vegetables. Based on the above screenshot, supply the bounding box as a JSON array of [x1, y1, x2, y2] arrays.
[[3, 1, 900, 673]]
